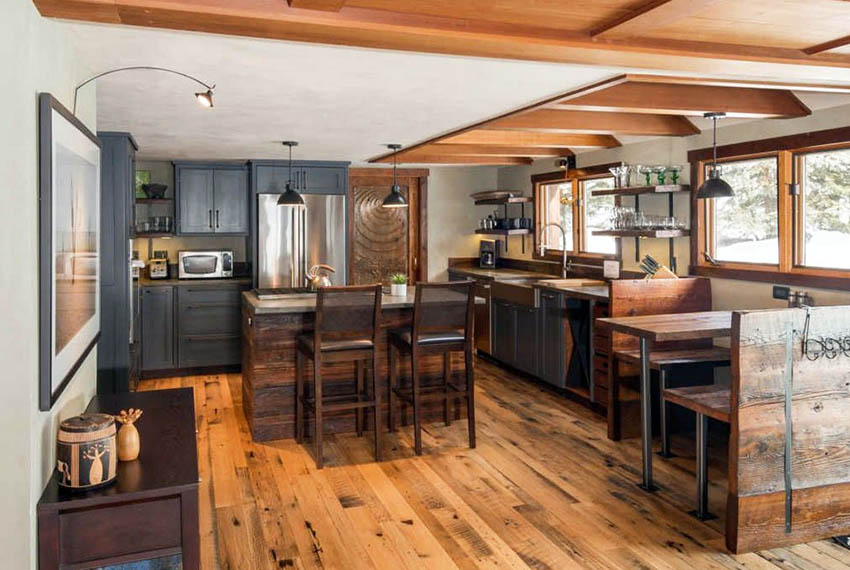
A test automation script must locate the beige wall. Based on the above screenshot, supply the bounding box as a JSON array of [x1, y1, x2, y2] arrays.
[[0, 2, 98, 567], [497, 104, 850, 308], [426, 166, 500, 280]]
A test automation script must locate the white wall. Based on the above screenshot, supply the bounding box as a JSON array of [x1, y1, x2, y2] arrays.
[[0, 2, 97, 568], [426, 166, 500, 280], [497, 104, 850, 308]]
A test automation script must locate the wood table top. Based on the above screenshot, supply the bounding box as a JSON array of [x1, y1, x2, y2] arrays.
[[597, 310, 733, 342]]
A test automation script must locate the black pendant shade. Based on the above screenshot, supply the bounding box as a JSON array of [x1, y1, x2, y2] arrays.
[[696, 112, 734, 200], [277, 141, 305, 207], [382, 144, 408, 208]]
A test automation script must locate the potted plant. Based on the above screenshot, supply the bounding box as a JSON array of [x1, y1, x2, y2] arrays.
[[390, 273, 408, 297]]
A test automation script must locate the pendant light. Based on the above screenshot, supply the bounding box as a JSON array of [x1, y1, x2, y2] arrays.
[[381, 144, 408, 208], [277, 141, 305, 207], [696, 112, 734, 199]]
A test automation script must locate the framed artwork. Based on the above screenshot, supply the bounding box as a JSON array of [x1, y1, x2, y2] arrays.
[[39, 93, 102, 411]]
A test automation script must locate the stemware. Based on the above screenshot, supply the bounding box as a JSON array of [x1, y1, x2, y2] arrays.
[[652, 166, 667, 185], [609, 165, 632, 189], [637, 165, 653, 186], [667, 164, 683, 184]]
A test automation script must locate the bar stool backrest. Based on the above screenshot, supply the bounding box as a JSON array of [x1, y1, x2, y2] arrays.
[[412, 281, 475, 342], [315, 284, 383, 344]]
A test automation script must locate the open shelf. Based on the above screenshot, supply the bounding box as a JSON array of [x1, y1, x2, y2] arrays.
[[135, 232, 174, 238], [593, 229, 689, 238], [591, 184, 689, 197], [474, 228, 531, 236], [135, 198, 172, 204], [473, 196, 533, 206]]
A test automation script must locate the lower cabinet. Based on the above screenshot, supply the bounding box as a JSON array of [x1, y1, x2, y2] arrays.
[[141, 287, 175, 371], [141, 283, 247, 372], [538, 291, 566, 388], [491, 299, 538, 377]]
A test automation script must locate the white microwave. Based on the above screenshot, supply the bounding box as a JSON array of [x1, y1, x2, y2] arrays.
[[178, 250, 233, 279]]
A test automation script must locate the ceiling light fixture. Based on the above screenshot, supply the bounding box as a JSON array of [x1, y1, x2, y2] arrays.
[[381, 144, 408, 209], [696, 112, 734, 199], [72, 66, 215, 115], [277, 141, 305, 207]]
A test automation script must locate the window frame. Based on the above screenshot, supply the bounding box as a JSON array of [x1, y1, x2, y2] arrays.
[[532, 162, 620, 264], [689, 126, 850, 290]]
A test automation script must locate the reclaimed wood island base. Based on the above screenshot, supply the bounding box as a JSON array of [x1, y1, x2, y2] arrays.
[[242, 289, 469, 442]]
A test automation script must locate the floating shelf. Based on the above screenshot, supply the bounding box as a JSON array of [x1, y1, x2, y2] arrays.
[[473, 196, 533, 206], [593, 229, 689, 238], [136, 232, 174, 238], [474, 228, 531, 236], [591, 184, 689, 197], [136, 198, 172, 204]]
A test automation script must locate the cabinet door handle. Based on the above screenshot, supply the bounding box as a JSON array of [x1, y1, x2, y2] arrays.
[[215, 210, 220, 228], [208, 209, 213, 228], [302, 171, 307, 191]]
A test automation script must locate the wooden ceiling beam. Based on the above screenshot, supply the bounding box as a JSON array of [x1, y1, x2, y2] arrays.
[[621, 73, 850, 94], [288, 0, 347, 11], [440, 131, 621, 149], [551, 82, 811, 118], [591, 0, 722, 39], [804, 34, 850, 56], [488, 109, 700, 136], [405, 144, 573, 158], [374, 154, 533, 165], [31, 0, 850, 78]]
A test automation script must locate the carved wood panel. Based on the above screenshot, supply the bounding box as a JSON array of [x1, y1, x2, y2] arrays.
[[351, 184, 409, 285]]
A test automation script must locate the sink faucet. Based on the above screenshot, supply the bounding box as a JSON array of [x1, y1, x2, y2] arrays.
[[537, 222, 570, 278]]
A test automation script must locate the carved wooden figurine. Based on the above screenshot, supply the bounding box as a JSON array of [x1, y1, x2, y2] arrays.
[[115, 408, 143, 461]]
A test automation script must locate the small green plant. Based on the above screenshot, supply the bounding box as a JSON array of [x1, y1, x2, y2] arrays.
[[390, 273, 407, 285]]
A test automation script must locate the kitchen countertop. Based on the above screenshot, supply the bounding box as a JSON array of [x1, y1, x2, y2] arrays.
[[244, 287, 484, 315], [139, 276, 253, 287], [533, 280, 610, 302], [447, 265, 555, 281]]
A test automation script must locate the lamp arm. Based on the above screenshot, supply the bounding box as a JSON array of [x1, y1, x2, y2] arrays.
[[73, 66, 215, 114]]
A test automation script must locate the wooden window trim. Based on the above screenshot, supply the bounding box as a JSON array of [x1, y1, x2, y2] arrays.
[[689, 127, 850, 291], [533, 162, 620, 263]]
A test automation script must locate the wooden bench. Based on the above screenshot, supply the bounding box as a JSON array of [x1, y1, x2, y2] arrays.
[[616, 346, 730, 456], [662, 384, 731, 520]]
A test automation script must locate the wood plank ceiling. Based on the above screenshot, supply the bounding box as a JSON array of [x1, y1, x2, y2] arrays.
[[370, 74, 842, 165]]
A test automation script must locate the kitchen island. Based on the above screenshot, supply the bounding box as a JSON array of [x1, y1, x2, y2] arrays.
[[241, 288, 474, 441]]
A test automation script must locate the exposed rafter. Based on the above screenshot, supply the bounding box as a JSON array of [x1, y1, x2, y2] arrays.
[[288, 0, 347, 11], [488, 109, 700, 136], [418, 144, 573, 157], [373, 155, 533, 165], [440, 131, 621, 149], [804, 34, 850, 56], [551, 82, 811, 118], [591, 0, 722, 39]]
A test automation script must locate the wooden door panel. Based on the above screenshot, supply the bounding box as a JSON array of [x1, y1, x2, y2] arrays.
[[351, 184, 410, 285]]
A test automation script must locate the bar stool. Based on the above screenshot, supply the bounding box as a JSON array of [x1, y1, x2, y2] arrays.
[[387, 281, 476, 455], [295, 284, 383, 469]]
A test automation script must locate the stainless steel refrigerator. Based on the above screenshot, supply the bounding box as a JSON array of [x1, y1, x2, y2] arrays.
[[257, 193, 347, 289]]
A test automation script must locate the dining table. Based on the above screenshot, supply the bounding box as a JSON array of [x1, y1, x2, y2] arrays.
[[596, 310, 733, 491]]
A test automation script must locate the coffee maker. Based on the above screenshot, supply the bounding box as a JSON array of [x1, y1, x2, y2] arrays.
[[479, 239, 501, 269]]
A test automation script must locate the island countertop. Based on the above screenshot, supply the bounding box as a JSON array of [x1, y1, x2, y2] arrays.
[[243, 287, 483, 315]]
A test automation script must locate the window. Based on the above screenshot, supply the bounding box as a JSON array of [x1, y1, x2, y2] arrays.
[[539, 182, 574, 252], [581, 177, 616, 255], [710, 157, 779, 264], [798, 148, 850, 270], [692, 126, 850, 287]]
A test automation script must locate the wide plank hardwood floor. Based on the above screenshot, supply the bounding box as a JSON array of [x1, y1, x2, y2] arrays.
[[140, 359, 850, 569]]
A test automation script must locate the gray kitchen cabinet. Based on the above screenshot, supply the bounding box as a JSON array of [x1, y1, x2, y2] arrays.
[[491, 299, 515, 366], [538, 290, 566, 388], [141, 286, 175, 371], [213, 168, 249, 233], [176, 284, 247, 368], [175, 163, 249, 235], [514, 305, 539, 376], [252, 161, 349, 196], [177, 168, 215, 233], [301, 166, 347, 195]]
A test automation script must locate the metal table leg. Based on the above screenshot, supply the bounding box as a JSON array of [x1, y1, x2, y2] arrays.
[[690, 412, 716, 520], [638, 337, 657, 491], [658, 367, 674, 458]]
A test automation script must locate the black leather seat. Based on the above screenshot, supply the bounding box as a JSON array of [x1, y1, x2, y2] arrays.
[[297, 335, 374, 353], [390, 328, 464, 346]]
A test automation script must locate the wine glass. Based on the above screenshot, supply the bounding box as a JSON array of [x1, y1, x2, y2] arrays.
[[652, 166, 667, 185], [637, 165, 653, 186], [667, 165, 683, 185]]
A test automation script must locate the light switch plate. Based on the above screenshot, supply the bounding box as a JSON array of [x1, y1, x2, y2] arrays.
[[603, 260, 620, 279]]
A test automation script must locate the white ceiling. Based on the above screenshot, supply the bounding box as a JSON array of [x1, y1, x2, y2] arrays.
[[65, 22, 850, 164], [66, 22, 623, 163]]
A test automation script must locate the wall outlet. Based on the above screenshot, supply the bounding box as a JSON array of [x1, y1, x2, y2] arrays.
[[603, 259, 620, 279]]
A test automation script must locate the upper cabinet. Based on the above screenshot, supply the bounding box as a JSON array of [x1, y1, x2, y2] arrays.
[[252, 161, 349, 196], [175, 163, 249, 235]]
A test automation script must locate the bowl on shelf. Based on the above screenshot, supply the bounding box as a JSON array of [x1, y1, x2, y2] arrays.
[[142, 183, 168, 199], [470, 191, 515, 201]]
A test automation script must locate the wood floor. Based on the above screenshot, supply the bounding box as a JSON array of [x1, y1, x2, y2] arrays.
[[139, 358, 850, 569]]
